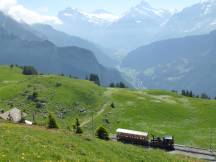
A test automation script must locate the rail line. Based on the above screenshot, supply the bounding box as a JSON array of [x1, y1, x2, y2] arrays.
[[171, 144, 216, 161]]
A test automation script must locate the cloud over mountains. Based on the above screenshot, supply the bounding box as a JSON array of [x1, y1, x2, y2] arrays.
[[0, 0, 61, 25]]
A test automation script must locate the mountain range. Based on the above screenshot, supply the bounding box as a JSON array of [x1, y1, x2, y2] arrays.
[[31, 24, 117, 67], [121, 30, 216, 96], [0, 11, 125, 86], [55, 0, 216, 52]]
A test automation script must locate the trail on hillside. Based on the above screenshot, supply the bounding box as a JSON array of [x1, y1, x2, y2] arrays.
[[80, 88, 115, 127]]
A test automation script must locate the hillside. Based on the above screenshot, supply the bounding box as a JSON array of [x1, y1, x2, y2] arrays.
[[89, 89, 216, 149], [31, 24, 117, 67], [0, 66, 202, 162], [121, 30, 216, 95], [0, 65, 105, 128], [0, 66, 215, 151], [0, 122, 198, 162]]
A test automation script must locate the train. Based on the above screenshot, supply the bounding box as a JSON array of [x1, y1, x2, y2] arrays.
[[116, 128, 175, 151]]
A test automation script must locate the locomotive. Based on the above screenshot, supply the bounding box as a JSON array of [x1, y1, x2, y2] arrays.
[[116, 128, 175, 150]]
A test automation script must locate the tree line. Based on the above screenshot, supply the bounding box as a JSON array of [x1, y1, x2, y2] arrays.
[[172, 89, 213, 100]]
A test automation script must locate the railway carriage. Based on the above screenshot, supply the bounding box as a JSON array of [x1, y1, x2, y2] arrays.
[[116, 128, 175, 150], [116, 128, 149, 145]]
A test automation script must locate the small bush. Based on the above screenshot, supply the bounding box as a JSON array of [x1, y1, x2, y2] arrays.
[[96, 126, 109, 140], [56, 81, 62, 87], [48, 114, 59, 129], [27, 92, 38, 101], [111, 102, 115, 108]]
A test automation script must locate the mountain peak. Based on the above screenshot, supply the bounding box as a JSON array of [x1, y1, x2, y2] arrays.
[[200, 0, 216, 4], [92, 9, 111, 14], [138, 0, 152, 9]]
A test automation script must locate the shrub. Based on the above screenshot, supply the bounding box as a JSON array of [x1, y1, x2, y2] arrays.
[[48, 114, 59, 129], [56, 81, 62, 87], [96, 126, 109, 140], [22, 66, 38, 75], [110, 102, 115, 108], [27, 92, 38, 101]]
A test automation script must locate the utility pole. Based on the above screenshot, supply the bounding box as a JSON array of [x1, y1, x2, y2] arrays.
[[209, 128, 213, 152], [92, 111, 94, 138]]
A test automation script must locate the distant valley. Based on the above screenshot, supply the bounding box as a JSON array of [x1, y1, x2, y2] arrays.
[[121, 30, 216, 96]]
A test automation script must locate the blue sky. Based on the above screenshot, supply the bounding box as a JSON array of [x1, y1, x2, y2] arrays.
[[17, 0, 201, 15]]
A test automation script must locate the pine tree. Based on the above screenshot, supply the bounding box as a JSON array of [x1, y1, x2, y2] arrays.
[[22, 66, 38, 75], [109, 83, 115, 87], [182, 90, 186, 96], [89, 74, 100, 86]]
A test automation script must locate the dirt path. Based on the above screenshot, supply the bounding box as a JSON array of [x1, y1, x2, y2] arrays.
[[80, 102, 110, 127], [80, 88, 115, 127]]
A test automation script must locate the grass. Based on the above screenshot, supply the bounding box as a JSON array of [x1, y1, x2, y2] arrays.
[[90, 88, 216, 149], [0, 121, 200, 162], [0, 65, 105, 128], [0, 65, 215, 161]]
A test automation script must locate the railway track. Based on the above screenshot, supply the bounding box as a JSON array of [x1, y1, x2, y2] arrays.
[[171, 144, 216, 161]]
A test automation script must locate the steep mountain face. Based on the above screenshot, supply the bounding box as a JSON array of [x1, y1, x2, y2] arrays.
[[103, 0, 171, 50], [0, 11, 40, 41], [161, 0, 216, 38], [121, 30, 216, 95], [31, 24, 117, 67]]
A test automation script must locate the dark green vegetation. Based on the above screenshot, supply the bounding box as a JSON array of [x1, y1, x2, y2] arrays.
[[96, 126, 109, 140], [22, 66, 38, 75], [0, 65, 214, 161], [48, 114, 59, 129]]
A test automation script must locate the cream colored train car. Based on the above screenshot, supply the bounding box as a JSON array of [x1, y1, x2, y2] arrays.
[[116, 128, 149, 145]]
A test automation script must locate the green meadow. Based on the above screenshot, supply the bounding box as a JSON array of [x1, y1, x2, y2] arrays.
[[0, 65, 215, 161]]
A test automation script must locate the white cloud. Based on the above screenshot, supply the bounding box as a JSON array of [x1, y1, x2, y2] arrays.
[[0, 0, 16, 11], [0, 0, 62, 25]]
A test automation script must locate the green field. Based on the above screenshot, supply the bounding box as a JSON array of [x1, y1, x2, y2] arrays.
[[0, 65, 215, 161], [0, 121, 199, 162], [90, 88, 216, 149]]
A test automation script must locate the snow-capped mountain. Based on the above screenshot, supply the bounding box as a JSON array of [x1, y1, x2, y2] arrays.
[[55, 0, 216, 52], [161, 0, 216, 38], [120, 0, 170, 25], [55, 1, 171, 51], [56, 8, 119, 42], [102, 0, 171, 50]]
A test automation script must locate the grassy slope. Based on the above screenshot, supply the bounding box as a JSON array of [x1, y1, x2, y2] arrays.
[[0, 65, 215, 161], [0, 122, 199, 162], [0, 65, 105, 128], [89, 88, 216, 149]]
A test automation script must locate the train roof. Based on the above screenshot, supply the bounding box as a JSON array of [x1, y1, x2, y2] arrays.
[[116, 128, 148, 137]]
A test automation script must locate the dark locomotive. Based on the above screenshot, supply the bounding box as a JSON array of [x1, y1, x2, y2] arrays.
[[116, 128, 175, 151]]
